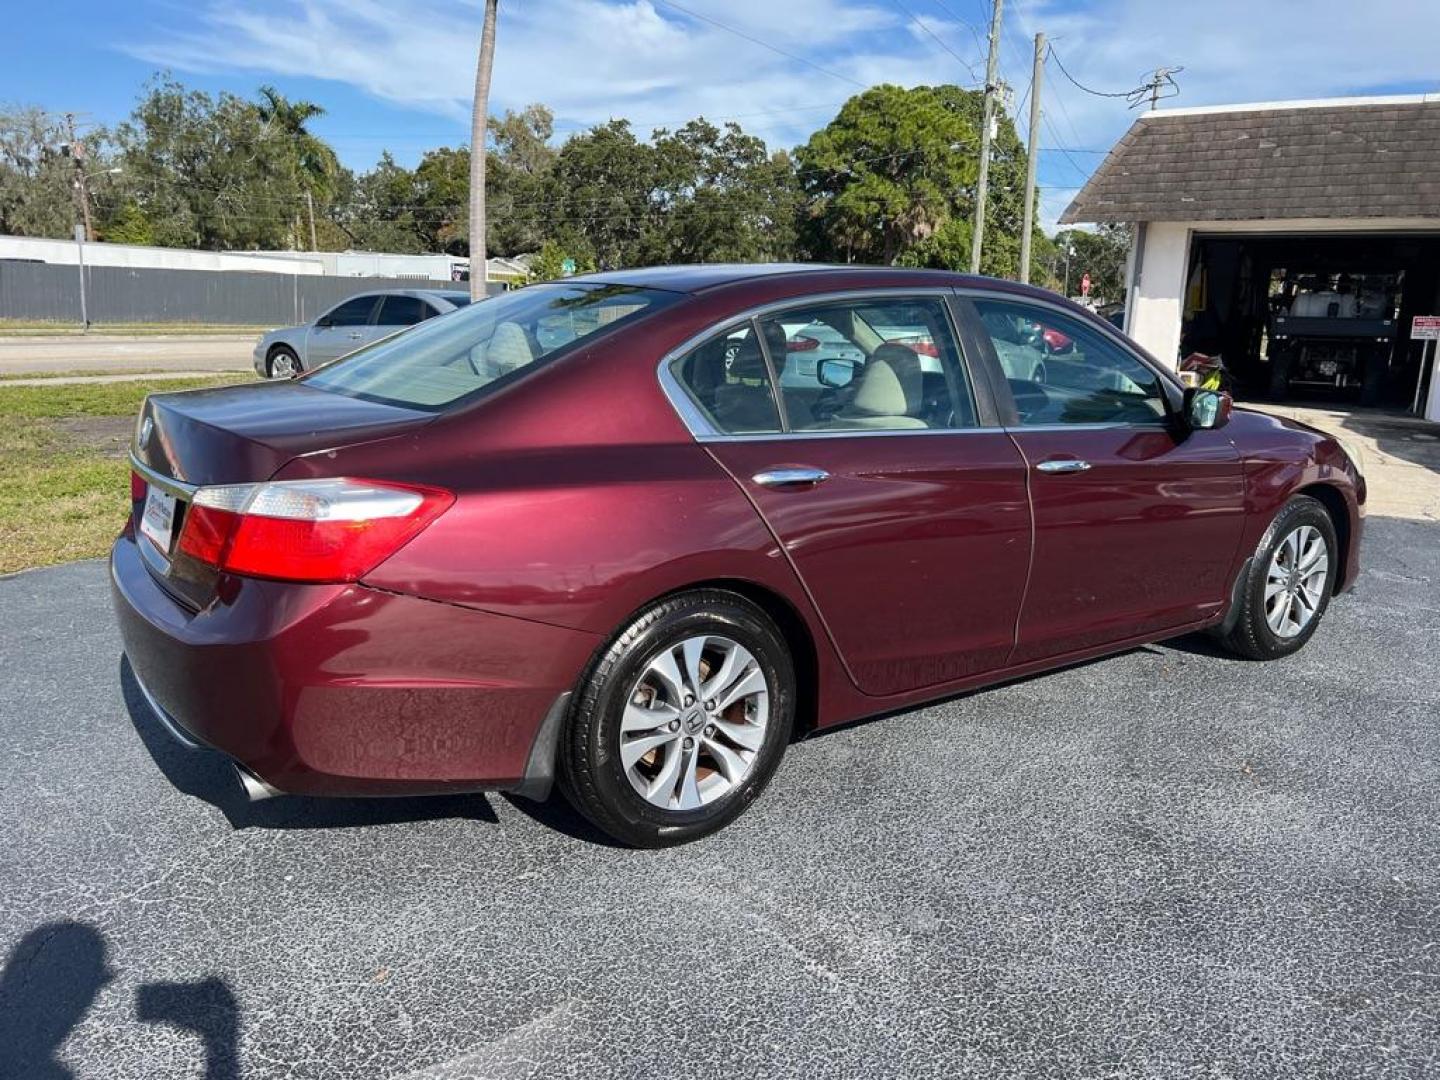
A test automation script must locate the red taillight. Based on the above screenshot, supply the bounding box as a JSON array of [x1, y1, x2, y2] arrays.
[[786, 335, 820, 352], [175, 478, 452, 583], [131, 470, 148, 501], [177, 503, 241, 565]]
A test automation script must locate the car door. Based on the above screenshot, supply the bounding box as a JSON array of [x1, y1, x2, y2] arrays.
[[665, 292, 1031, 697], [306, 295, 381, 366], [374, 294, 438, 344], [962, 293, 1247, 665]]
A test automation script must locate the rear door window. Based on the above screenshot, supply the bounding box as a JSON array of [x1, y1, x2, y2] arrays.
[[756, 297, 976, 431]]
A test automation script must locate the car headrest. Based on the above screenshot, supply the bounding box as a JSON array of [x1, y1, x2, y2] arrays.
[[848, 343, 923, 416], [729, 334, 770, 382]]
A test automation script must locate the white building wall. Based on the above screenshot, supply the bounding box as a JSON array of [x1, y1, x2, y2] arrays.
[[0, 235, 326, 275], [1127, 222, 1191, 369]]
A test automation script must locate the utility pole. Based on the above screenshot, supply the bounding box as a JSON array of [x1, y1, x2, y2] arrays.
[[64, 113, 96, 243], [304, 191, 318, 251], [469, 0, 500, 301], [1018, 31, 1045, 284], [969, 0, 1004, 275]]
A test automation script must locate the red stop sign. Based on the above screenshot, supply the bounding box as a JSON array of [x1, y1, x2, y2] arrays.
[[1081, 272, 1092, 297]]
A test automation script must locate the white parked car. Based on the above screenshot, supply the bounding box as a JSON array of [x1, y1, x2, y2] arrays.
[[252, 289, 474, 378]]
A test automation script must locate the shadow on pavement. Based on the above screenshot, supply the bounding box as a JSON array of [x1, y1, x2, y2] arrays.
[[138, 977, 241, 1080], [500, 792, 625, 848], [0, 922, 113, 1080], [1339, 409, 1440, 475], [0, 921, 241, 1080], [120, 657, 498, 831]]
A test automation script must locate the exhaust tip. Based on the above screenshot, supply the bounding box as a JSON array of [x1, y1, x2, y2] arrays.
[[233, 763, 283, 802]]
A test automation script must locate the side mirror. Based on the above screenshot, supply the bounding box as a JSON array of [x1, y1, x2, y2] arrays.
[[315, 316, 334, 329], [1184, 387, 1232, 430], [817, 357, 858, 388]]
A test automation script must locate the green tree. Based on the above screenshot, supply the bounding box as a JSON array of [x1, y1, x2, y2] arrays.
[[524, 238, 593, 283], [332, 152, 427, 253], [646, 119, 799, 263], [102, 201, 155, 245], [0, 106, 112, 239], [799, 84, 1031, 276], [255, 85, 339, 201], [1050, 224, 1131, 302], [544, 120, 657, 269], [487, 104, 557, 257], [414, 146, 471, 253], [113, 76, 312, 249]]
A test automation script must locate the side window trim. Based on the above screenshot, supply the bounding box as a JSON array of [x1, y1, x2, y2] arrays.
[[947, 293, 1007, 429], [749, 315, 793, 432]]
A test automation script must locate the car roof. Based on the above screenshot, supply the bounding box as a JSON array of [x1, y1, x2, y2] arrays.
[[570, 262, 1062, 302], [333, 288, 469, 301]]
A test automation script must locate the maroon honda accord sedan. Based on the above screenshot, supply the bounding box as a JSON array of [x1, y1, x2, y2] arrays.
[[113, 265, 1364, 846]]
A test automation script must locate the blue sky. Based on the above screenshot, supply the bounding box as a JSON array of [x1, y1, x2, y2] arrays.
[[7, 1, 1440, 231]]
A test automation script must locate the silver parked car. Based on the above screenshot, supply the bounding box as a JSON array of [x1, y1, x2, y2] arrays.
[[252, 289, 474, 378]]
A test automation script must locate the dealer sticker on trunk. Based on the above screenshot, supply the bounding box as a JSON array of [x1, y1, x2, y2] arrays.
[[139, 486, 177, 553]]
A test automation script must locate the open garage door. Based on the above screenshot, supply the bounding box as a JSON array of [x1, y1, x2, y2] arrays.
[[1180, 232, 1440, 408]]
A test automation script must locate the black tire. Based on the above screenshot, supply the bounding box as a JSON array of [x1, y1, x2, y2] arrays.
[[559, 589, 795, 848], [1214, 495, 1338, 660], [266, 346, 302, 379]]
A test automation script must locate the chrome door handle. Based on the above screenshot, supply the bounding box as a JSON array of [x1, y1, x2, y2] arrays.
[[347, 331, 364, 340], [1036, 459, 1092, 474], [752, 467, 830, 488]]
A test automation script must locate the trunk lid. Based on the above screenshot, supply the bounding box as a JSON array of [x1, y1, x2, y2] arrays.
[[130, 380, 434, 609], [135, 380, 431, 486]]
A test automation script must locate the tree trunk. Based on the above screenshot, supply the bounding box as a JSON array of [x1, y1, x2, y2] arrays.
[[469, 0, 499, 301]]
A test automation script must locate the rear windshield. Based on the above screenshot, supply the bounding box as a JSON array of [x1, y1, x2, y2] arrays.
[[305, 283, 678, 409]]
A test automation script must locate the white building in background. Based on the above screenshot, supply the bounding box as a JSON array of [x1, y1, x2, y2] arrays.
[[0, 235, 518, 283], [0, 234, 324, 275]]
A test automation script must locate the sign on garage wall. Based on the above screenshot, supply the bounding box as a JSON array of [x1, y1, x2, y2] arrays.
[[1413, 315, 1440, 341]]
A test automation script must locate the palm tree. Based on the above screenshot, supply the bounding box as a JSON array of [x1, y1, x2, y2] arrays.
[[256, 85, 339, 249], [470, 0, 500, 300]]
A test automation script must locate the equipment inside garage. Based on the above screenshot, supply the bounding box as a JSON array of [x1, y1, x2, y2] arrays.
[[1180, 232, 1440, 406], [1059, 93, 1440, 414]]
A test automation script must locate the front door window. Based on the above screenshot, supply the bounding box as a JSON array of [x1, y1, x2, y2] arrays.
[[972, 299, 1167, 426]]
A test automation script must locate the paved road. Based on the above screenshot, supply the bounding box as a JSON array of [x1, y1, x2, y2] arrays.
[[0, 334, 254, 375], [1, 518, 1437, 1079]]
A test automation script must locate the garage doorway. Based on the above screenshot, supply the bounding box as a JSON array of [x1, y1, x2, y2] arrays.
[[1180, 232, 1440, 409]]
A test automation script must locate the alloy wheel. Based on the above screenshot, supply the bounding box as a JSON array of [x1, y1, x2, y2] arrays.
[[619, 634, 769, 811], [1264, 524, 1329, 638], [270, 350, 298, 378]]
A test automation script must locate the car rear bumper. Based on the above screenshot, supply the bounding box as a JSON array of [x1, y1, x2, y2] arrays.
[[111, 532, 598, 798]]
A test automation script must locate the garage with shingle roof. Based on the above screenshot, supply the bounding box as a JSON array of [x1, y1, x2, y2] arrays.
[[1063, 94, 1440, 416]]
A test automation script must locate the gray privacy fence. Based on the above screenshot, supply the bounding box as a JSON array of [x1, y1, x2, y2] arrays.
[[0, 260, 499, 326]]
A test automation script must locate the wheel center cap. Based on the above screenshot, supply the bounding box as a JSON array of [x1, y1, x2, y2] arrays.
[[682, 706, 706, 734]]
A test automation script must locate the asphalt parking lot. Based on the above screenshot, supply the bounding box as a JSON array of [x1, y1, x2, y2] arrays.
[[2, 514, 1437, 1079]]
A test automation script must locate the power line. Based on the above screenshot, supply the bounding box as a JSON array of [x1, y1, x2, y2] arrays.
[[890, 0, 982, 81], [927, 0, 988, 57], [1046, 45, 1142, 99], [650, 0, 868, 89]]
